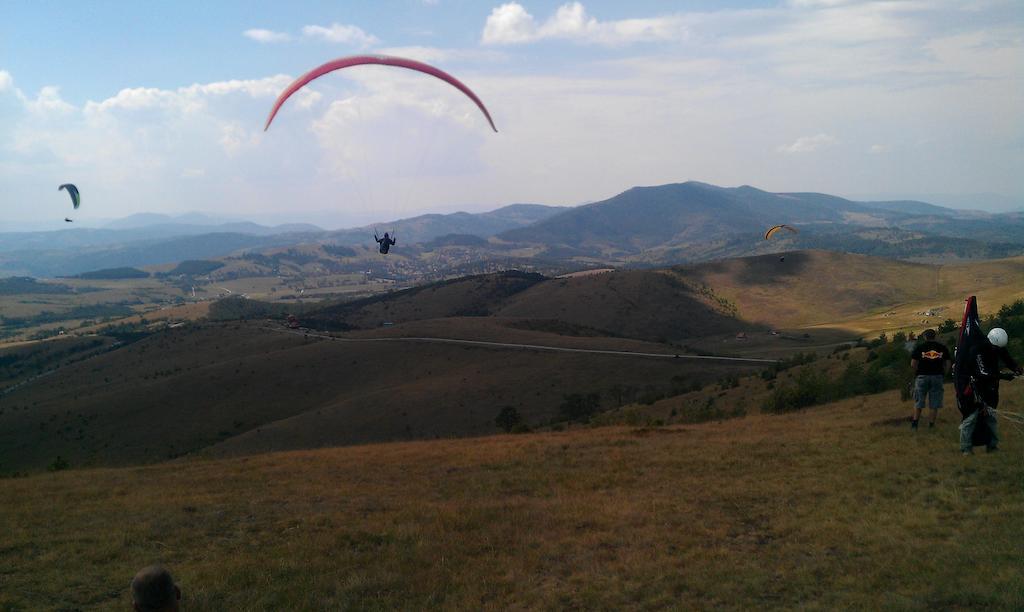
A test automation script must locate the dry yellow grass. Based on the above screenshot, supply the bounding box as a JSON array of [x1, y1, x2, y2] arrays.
[[679, 251, 1024, 335], [3, 384, 1023, 610]]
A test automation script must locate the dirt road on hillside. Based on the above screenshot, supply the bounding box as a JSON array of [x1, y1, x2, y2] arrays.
[[264, 326, 780, 364]]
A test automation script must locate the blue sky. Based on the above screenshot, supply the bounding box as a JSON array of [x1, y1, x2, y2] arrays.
[[2, 0, 1022, 229]]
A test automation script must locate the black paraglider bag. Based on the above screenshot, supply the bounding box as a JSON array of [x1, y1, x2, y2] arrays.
[[954, 296, 982, 418], [954, 296, 993, 446]]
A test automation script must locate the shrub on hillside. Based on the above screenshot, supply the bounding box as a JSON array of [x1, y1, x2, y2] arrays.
[[560, 393, 601, 422], [638, 386, 664, 405], [762, 368, 829, 413], [47, 456, 69, 472], [495, 406, 523, 433]]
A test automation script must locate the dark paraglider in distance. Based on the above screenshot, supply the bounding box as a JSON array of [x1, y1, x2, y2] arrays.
[[64, 217, 73, 223], [58, 183, 81, 209], [59, 183, 80, 222], [375, 230, 397, 255]]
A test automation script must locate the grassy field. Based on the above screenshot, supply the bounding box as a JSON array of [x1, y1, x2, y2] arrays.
[[2, 385, 1023, 610], [681, 252, 1024, 336]]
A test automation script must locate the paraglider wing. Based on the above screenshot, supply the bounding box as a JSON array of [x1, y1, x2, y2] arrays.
[[954, 295, 984, 418], [58, 184, 80, 209], [264, 55, 498, 133], [764, 224, 798, 240]]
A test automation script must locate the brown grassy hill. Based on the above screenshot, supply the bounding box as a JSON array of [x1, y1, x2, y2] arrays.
[[674, 250, 1024, 331], [303, 270, 547, 330], [495, 269, 747, 341], [4, 251, 1020, 473], [3, 385, 1022, 610], [0, 321, 752, 473], [304, 268, 748, 342], [302, 250, 1023, 341], [673, 250, 940, 327]]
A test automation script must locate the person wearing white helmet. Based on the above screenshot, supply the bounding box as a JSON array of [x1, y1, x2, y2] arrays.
[[960, 327, 1022, 454]]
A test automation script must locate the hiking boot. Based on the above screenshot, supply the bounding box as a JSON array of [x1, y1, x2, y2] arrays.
[[928, 422, 935, 429], [911, 420, 919, 431]]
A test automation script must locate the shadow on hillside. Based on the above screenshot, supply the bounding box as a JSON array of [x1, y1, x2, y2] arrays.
[[732, 251, 812, 286]]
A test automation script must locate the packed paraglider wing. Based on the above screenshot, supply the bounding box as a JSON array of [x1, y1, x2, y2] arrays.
[[263, 55, 498, 133], [764, 224, 797, 240], [954, 295, 984, 418], [58, 183, 80, 209]]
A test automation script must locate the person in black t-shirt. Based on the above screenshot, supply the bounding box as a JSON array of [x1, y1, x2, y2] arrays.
[[910, 329, 951, 430]]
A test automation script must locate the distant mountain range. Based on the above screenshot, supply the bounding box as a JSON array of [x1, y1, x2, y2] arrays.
[[498, 182, 1024, 263], [1, 182, 1022, 278], [324, 204, 563, 246], [0, 204, 562, 277]]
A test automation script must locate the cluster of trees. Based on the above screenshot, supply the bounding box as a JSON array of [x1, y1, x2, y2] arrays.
[[0, 303, 135, 338], [73, 267, 149, 280], [762, 338, 912, 413], [0, 338, 105, 384], [0, 277, 74, 295]]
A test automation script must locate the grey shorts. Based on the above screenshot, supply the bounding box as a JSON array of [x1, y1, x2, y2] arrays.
[[914, 375, 944, 410]]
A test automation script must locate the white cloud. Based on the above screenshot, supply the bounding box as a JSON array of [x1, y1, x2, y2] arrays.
[[243, 28, 291, 43], [777, 133, 839, 153], [22, 86, 75, 116], [482, 3, 538, 44], [302, 23, 379, 47], [869, 144, 890, 154], [482, 2, 688, 45], [218, 122, 258, 156], [83, 75, 320, 116], [0, 70, 12, 92]]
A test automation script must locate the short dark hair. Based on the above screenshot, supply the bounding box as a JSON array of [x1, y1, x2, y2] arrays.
[[922, 329, 936, 340], [131, 565, 176, 611]]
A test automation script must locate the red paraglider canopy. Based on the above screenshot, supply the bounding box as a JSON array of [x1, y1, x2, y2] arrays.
[[264, 54, 498, 132]]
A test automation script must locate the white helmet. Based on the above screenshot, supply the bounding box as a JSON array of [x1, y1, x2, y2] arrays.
[[988, 327, 1008, 348]]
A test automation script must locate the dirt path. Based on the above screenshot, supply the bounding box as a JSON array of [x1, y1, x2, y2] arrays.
[[264, 326, 780, 364]]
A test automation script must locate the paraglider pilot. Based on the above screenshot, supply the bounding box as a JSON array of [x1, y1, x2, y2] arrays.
[[375, 231, 396, 255], [960, 327, 1022, 454]]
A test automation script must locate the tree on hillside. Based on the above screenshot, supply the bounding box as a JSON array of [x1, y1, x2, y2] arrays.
[[495, 406, 523, 433]]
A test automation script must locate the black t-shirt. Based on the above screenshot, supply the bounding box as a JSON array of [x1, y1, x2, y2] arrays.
[[912, 340, 951, 376]]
